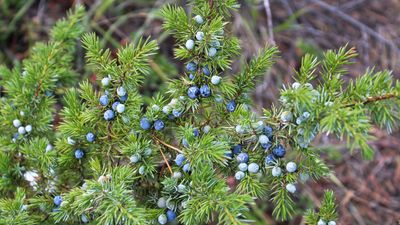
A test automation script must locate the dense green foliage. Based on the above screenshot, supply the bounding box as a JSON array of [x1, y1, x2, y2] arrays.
[[0, 1, 399, 225]]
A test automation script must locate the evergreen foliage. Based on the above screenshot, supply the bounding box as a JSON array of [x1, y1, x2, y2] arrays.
[[0, 1, 399, 224], [0, 6, 85, 223], [304, 190, 338, 225]]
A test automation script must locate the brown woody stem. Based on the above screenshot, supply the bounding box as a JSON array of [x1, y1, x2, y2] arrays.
[[344, 93, 397, 108], [153, 135, 183, 154]]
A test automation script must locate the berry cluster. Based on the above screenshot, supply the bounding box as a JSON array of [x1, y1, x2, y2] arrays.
[[67, 131, 95, 159], [129, 148, 153, 175], [155, 150, 194, 225], [100, 76, 128, 121], [255, 125, 286, 166], [156, 197, 177, 225], [280, 82, 320, 149], [11, 117, 33, 142], [186, 69, 212, 100], [161, 97, 186, 120], [140, 117, 165, 131], [175, 153, 190, 173], [232, 149, 261, 181], [185, 14, 220, 59], [153, 127, 212, 223], [181, 14, 241, 115], [230, 121, 304, 194], [270, 161, 298, 193]]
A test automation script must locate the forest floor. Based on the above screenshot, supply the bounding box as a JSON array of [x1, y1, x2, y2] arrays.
[[1, 0, 399, 224]]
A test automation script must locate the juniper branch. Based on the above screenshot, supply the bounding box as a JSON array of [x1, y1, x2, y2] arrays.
[[343, 92, 398, 108]]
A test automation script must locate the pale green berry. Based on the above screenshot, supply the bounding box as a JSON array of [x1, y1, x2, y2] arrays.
[[158, 214, 167, 224], [235, 171, 245, 180], [130, 154, 140, 163], [238, 163, 248, 172], [208, 47, 217, 57], [211, 75, 221, 85], [157, 197, 166, 208], [162, 105, 171, 114], [286, 162, 297, 173], [272, 167, 282, 177], [13, 119, 21, 128], [196, 31, 204, 41], [81, 214, 89, 223], [173, 171, 182, 179], [185, 39, 195, 50], [152, 104, 160, 111], [304, 83, 313, 90], [235, 125, 245, 134], [280, 111, 293, 122], [292, 82, 301, 89], [325, 101, 334, 107], [101, 77, 110, 86], [194, 15, 204, 24], [138, 166, 145, 175], [286, 183, 296, 193], [248, 163, 260, 173], [25, 125, 32, 133], [67, 137, 75, 145], [259, 135, 269, 144], [144, 148, 152, 156], [300, 173, 310, 182], [177, 184, 186, 192], [116, 104, 125, 113], [202, 125, 211, 133]]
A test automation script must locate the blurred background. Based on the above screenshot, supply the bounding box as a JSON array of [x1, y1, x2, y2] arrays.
[[1, 0, 399, 224]]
